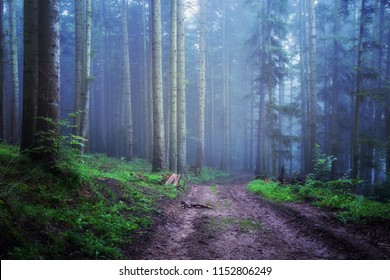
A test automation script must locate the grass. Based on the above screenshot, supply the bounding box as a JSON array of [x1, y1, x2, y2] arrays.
[[209, 185, 218, 194], [247, 180, 299, 202], [248, 179, 390, 223], [186, 166, 230, 184], [0, 143, 180, 259], [238, 219, 264, 233]]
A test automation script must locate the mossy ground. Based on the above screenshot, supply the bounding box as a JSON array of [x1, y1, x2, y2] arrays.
[[248, 179, 390, 223], [0, 144, 180, 259]]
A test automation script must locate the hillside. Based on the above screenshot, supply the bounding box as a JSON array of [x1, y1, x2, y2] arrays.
[[0, 144, 182, 259]]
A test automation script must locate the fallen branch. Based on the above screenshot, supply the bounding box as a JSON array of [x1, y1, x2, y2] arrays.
[[180, 201, 213, 210]]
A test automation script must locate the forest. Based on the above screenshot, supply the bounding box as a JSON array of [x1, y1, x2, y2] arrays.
[[0, 0, 390, 260]]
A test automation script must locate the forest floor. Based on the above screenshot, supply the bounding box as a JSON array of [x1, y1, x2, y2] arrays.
[[126, 172, 390, 260]]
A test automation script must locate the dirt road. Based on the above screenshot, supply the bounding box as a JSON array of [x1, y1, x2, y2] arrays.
[[127, 174, 390, 260]]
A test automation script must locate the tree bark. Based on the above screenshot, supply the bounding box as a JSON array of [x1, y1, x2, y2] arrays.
[[147, 1, 154, 162], [169, 0, 178, 172], [330, 0, 340, 179], [308, 0, 317, 173], [299, 0, 309, 174], [352, 0, 367, 179], [249, 85, 254, 170], [386, 22, 390, 181], [266, 2, 276, 176], [21, 0, 38, 151], [177, 0, 186, 174], [73, 0, 84, 137], [79, 0, 92, 152], [255, 89, 266, 177], [195, 0, 206, 172], [141, 0, 149, 159], [151, 0, 166, 171], [0, 0, 5, 142], [374, 0, 385, 183], [9, 0, 20, 145], [209, 54, 216, 167], [122, 0, 133, 160], [98, 0, 107, 153], [255, 3, 267, 177], [278, 79, 285, 173], [35, 0, 60, 164], [220, 3, 228, 170]]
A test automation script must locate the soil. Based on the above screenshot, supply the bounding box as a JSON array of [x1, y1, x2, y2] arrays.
[[126, 172, 390, 260]]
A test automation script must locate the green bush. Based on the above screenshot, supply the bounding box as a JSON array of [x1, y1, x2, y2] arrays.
[[248, 178, 390, 223], [311, 144, 337, 180], [247, 180, 299, 202]]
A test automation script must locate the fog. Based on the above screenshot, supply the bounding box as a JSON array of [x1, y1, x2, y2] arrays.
[[1, 0, 389, 187]]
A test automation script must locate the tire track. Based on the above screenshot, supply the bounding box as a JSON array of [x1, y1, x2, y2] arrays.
[[129, 174, 390, 260]]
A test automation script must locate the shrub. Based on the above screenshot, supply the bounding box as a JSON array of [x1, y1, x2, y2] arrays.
[[247, 180, 299, 202]]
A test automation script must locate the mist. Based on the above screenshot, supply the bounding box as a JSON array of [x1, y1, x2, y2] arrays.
[[1, 0, 390, 187]]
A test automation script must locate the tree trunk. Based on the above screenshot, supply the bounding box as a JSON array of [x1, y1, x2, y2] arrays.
[[0, 0, 5, 142], [73, 0, 84, 137], [255, 89, 266, 177], [386, 23, 390, 181], [330, 0, 340, 179], [255, 4, 267, 177], [209, 54, 215, 167], [220, 3, 228, 170], [9, 0, 20, 145], [352, 0, 367, 179], [249, 90, 254, 170], [289, 53, 294, 174], [386, 105, 390, 181], [278, 79, 285, 173], [121, 0, 133, 160], [195, 0, 206, 172], [299, 0, 309, 174], [35, 0, 60, 164], [169, 0, 178, 172], [21, 0, 38, 151], [308, 0, 317, 173], [374, 0, 385, 183], [98, 0, 107, 153], [147, 1, 154, 162], [266, 2, 276, 176], [142, 0, 149, 159], [79, 0, 92, 152], [177, 0, 186, 174], [151, 0, 166, 171]]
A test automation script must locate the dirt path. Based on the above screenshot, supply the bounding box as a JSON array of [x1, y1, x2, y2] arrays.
[[127, 174, 390, 260]]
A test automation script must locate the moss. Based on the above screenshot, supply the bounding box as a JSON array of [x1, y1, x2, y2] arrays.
[[0, 144, 180, 259], [248, 178, 390, 223], [247, 180, 299, 202]]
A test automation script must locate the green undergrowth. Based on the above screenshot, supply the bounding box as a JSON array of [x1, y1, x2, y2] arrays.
[[0, 143, 180, 259], [186, 166, 230, 184], [248, 179, 390, 223]]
